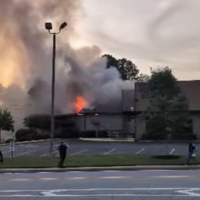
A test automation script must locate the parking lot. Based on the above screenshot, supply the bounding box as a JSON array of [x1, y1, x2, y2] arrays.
[[0, 139, 198, 158]]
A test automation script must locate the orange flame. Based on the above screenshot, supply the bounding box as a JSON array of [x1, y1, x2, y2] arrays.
[[75, 96, 86, 114]]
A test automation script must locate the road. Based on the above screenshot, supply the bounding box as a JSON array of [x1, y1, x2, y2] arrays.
[[0, 170, 200, 199], [1, 139, 199, 157]]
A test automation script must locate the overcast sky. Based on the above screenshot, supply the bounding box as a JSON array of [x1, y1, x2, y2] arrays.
[[72, 0, 200, 80]]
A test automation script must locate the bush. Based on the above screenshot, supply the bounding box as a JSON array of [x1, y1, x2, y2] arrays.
[[80, 131, 96, 138], [79, 130, 109, 138], [15, 129, 35, 142], [55, 128, 79, 138], [31, 133, 49, 140], [4, 138, 14, 144], [141, 132, 166, 140], [142, 132, 197, 141], [172, 133, 197, 140]]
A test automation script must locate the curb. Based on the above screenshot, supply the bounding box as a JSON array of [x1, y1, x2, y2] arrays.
[[1, 165, 200, 173], [79, 138, 135, 143]]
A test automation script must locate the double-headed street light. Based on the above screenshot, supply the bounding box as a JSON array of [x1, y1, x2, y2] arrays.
[[45, 22, 67, 154]]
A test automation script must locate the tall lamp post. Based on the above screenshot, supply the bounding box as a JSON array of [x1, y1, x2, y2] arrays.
[[45, 22, 67, 154]]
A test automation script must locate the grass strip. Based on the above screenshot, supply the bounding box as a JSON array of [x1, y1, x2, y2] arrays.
[[1, 154, 199, 168]]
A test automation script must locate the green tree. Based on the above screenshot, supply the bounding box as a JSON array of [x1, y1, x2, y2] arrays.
[[0, 84, 5, 105], [0, 107, 14, 142], [24, 114, 51, 131], [24, 115, 78, 139], [102, 54, 139, 80], [143, 67, 191, 140], [137, 73, 151, 82]]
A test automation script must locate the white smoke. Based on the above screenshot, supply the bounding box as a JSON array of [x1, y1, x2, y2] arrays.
[[0, 0, 135, 138]]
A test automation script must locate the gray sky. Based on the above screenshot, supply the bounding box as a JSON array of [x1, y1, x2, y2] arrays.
[[72, 0, 200, 80]]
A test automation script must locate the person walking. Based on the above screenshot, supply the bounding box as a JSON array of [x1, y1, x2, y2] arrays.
[[58, 142, 68, 168], [187, 142, 196, 165]]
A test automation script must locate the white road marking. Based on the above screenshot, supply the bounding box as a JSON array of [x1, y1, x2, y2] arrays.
[[11, 178, 30, 182], [102, 170, 121, 172], [70, 149, 88, 156], [177, 189, 200, 196], [170, 148, 175, 155], [101, 176, 128, 179], [0, 194, 195, 197], [10, 143, 59, 158], [0, 188, 199, 192], [142, 170, 171, 172], [70, 171, 81, 173], [1, 175, 200, 183], [135, 148, 145, 154], [18, 145, 35, 148], [2, 150, 11, 154], [103, 148, 116, 155], [70, 177, 86, 180], [0, 188, 200, 197], [40, 178, 57, 181], [15, 150, 37, 157], [40, 150, 58, 157]]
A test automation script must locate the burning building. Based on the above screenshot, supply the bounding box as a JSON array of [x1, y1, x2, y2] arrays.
[[56, 80, 200, 140], [56, 88, 136, 137]]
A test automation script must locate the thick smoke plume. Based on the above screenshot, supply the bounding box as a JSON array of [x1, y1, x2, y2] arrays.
[[0, 0, 135, 137]]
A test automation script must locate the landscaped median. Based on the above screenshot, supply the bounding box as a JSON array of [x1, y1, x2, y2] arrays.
[[1, 154, 200, 169]]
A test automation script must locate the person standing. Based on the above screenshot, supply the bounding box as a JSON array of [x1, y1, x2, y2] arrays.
[[187, 142, 196, 165], [0, 150, 3, 169], [58, 142, 68, 168]]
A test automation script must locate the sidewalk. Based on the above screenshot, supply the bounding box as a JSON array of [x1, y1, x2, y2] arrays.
[[1, 165, 200, 173]]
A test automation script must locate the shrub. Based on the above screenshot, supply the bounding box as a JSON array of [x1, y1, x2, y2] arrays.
[[142, 132, 197, 140], [55, 128, 79, 138], [4, 138, 14, 144], [172, 133, 197, 140], [80, 131, 96, 138], [141, 132, 166, 140], [15, 129, 35, 141]]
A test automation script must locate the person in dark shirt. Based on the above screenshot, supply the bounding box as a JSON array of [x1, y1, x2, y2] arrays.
[[187, 142, 196, 165], [58, 142, 68, 168], [0, 150, 3, 169]]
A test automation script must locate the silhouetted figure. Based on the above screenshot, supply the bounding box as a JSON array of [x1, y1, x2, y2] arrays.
[[0, 150, 3, 169], [187, 142, 196, 165], [58, 142, 68, 168]]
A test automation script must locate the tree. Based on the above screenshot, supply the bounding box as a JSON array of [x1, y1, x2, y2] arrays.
[[102, 54, 139, 80], [24, 114, 51, 131], [137, 73, 151, 82], [0, 84, 5, 105], [24, 114, 78, 139], [0, 107, 14, 142], [102, 54, 118, 68], [142, 67, 191, 140]]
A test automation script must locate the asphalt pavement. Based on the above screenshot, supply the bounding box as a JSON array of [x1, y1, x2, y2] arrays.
[[0, 170, 200, 199], [0, 139, 199, 157]]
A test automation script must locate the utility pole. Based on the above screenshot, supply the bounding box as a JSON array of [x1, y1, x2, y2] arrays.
[[45, 22, 67, 154]]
